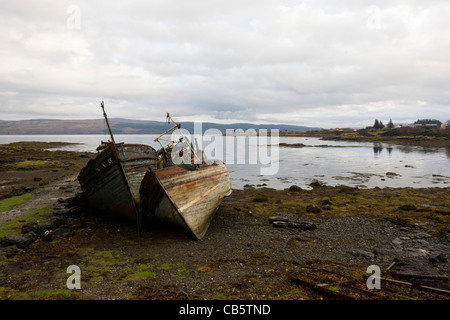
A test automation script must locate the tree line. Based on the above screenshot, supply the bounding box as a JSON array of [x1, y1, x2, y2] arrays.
[[372, 119, 394, 129], [372, 118, 447, 130]]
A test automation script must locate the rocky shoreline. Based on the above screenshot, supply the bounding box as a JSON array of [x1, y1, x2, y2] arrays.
[[0, 142, 449, 300]]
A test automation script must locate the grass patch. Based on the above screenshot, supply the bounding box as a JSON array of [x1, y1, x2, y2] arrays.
[[32, 289, 79, 300], [126, 271, 158, 280], [4, 160, 59, 170], [0, 287, 79, 300], [327, 285, 340, 292], [0, 193, 35, 212], [175, 263, 192, 279], [0, 207, 53, 237], [68, 248, 167, 286], [157, 263, 171, 270], [71, 248, 132, 286], [121, 263, 157, 281], [279, 288, 306, 300], [0, 256, 8, 265], [77, 248, 128, 265], [213, 293, 228, 300]]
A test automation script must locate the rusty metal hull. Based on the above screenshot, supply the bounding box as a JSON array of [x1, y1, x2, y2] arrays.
[[139, 163, 232, 239], [77, 143, 157, 222]]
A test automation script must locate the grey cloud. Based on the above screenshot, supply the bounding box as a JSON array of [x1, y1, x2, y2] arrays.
[[0, 0, 449, 127]]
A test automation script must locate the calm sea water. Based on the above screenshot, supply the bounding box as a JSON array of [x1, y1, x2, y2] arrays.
[[1, 134, 449, 189]]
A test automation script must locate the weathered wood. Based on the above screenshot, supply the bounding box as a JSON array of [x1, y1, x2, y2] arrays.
[[388, 272, 449, 281], [79, 102, 158, 223], [79, 108, 232, 239], [78, 142, 157, 222], [101, 101, 115, 145], [140, 162, 232, 239], [385, 261, 396, 273], [362, 275, 450, 297], [289, 275, 357, 300], [383, 217, 413, 228]]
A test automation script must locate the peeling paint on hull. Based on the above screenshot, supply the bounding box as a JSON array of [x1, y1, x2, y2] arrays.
[[77, 142, 157, 222], [140, 163, 232, 239]]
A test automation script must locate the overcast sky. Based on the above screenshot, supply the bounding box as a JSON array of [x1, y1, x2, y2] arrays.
[[0, 0, 449, 128]]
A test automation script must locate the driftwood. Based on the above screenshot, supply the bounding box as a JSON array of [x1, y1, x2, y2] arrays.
[[289, 275, 357, 300], [385, 261, 396, 273], [362, 275, 450, 297], [383, 217, 413, 228], [388, 272, 449, 281]]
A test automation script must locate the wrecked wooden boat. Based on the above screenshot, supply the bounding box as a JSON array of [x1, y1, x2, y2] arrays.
[[139, 113, 232, 239], [140, 162, 232, 239], [78, 104, 231, 239], [77, 102, 157, 222]]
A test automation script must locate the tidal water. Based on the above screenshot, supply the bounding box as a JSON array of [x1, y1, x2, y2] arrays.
[[1, 134, 449, 190]]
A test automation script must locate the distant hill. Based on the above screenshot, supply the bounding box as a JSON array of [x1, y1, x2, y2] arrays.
[[0, 118, 320, 135]]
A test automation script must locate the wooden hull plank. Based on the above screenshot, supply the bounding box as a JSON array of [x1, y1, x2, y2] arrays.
[[140, 163, 232, 239], [78, 143, 157, 222]]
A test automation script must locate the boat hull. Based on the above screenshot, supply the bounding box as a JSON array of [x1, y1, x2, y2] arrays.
[[139, 163, 232, 239], [77, 143, 157, 222]]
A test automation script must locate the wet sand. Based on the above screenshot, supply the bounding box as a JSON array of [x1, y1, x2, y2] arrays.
[[0, 142, 449, 300]]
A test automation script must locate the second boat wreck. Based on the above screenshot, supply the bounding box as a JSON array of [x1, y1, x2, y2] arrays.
[[77, 102, 232, 239]]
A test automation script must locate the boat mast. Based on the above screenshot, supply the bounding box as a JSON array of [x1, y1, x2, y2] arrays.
[[100, 101, 141, 227], [154, 113, 180, 150], [154, 112, 201, 164], [101, 101, 116, 144]]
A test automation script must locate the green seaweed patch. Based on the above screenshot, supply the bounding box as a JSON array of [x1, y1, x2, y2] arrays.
[[279, 288, 307, 300], [25, 289, 79, 300], [0, 287, 79, 300], [327, 285, 340, 292], [71, 248, 170, 286], [175, 263, 192, 279], [0, 256, 8, 265], [3, 160, 59, 170], [32, 289, 80, 300], [120, 263, 156, 281], [0, 206, 53, 237], [72, 248, 130, 286], [126, 271, 158, 281], [157, 263, 171, 270], [0, 287, 12, 299], [0, 193, 35, 212], [212, 293, 228, 300]]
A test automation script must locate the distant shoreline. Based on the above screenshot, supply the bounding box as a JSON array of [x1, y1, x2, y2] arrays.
[[278, 130, 450, 148], [0, 118, 319, 135]]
